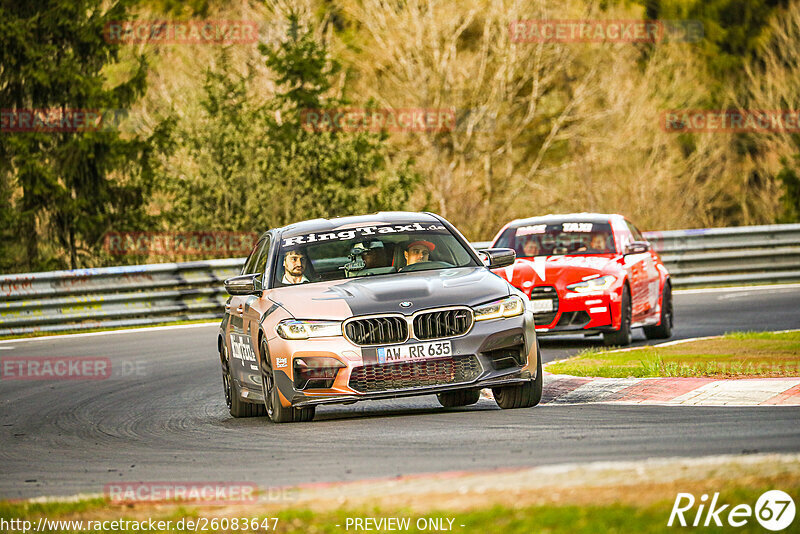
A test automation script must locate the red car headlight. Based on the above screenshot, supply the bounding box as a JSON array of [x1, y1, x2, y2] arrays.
[[566, 275, 616, 293]]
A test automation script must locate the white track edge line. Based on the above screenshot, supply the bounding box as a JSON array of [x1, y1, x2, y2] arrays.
[[675, 282, 800, 294], [0, 322, 219, 344]]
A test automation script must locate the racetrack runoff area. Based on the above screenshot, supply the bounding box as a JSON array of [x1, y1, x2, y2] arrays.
[[538, 330, 800, 406]]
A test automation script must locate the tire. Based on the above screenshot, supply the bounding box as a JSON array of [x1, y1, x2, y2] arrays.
[[644, 282, 673, 340], [294, 405, 316, 422], [604, 284, 632, 347], [221, 343, 265, 418], [260, 339, 315, 423], [437, 388, 481, 408], [493, 341, 543, 409]]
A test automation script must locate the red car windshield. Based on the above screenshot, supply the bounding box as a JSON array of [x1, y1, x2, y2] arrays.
[[495, 221, 615, 257]]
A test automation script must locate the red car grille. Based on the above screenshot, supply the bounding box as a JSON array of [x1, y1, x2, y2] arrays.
[[530, 286, 559, 326], [349, 355, 482, 393]]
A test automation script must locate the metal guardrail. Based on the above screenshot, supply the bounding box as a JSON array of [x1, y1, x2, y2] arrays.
[[0, 260, 243, 336], [643, 224, 800, 287], [1, 224, 799, 336]]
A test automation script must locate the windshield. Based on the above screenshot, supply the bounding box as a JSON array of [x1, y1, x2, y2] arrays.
[[274, 222, 479, 286], [495, 221, 615, 257]]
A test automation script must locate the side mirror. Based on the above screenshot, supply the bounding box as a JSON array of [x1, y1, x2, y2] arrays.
[[478, 248, 516, 269], [624, 241, 650, 255], [224, 273, 262, 295]]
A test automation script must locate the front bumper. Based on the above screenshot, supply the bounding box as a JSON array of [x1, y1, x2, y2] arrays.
[[531, 289, 617, 334], [241, 313, 538, 408], [292, 372, 531, 407]]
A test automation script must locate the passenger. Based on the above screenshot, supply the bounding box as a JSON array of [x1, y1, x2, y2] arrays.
[[282, 248, 309, 284], [522, 237, 541, 257]]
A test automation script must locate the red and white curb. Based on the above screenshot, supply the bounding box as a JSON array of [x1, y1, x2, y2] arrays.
[[533, 330, 800, 407], [540, 374, 800, 406]]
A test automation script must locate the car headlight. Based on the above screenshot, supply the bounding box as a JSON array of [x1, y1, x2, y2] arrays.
[[566, 275, 616, 293], [473, 295, 525, 321], [276, 320, 343, 340]]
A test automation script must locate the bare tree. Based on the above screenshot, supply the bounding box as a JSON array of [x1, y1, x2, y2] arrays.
[[334, 0, 744, 235]]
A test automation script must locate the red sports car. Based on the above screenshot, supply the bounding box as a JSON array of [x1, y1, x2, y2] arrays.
[[490, 214, 672, 346]]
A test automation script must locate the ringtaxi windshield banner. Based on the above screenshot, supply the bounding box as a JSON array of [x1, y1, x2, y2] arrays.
[[281, 222, 448, 247]]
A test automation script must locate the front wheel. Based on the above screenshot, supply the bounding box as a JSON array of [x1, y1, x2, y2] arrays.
[[493, 341, 543, 409], [643, 282, 673, 339], [604, 285, 632, 347], [221, 344, 265, 418], [260, 339, 315, 423]]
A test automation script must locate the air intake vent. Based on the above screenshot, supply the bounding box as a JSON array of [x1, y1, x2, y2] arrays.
[[349, 355, 482, 393], [344, 316, 408, 346], [413, 308, 473, 340], [556, 311, 591, 327]]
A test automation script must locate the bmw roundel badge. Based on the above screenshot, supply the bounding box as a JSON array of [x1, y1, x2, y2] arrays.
[[400, 301, 413, 308]]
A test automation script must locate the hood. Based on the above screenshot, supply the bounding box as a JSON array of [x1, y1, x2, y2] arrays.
[[268, 266, 510, 319], [494, 255, 621, 289]]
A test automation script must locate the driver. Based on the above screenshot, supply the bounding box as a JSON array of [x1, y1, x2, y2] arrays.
[[577, 234, 608, 253], [404, 240, 435, 266], [589, 234, 607, 251]]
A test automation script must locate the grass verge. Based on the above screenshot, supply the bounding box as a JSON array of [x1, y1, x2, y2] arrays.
[[1, 483, 797, 533], [3, 455, 799, 533], [546, 330, 800, 378]]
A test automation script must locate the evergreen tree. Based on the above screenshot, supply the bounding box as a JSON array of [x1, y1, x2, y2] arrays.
[[0, 0, 161, 271], [162, 13, 419, 234], [637, 0, 789, 87], [257, 13, 419, 225], [777, 156, 800, 223]]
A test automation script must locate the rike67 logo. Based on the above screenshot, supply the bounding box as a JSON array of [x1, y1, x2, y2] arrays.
[[669, 490, 795, 531]]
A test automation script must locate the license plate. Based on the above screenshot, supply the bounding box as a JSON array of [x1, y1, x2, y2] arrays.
[[531, 299, 553, 313], [377, 341, 452, 364]]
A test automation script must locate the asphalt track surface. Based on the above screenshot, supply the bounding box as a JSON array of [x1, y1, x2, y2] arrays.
[[1, 285, 799, 499]]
